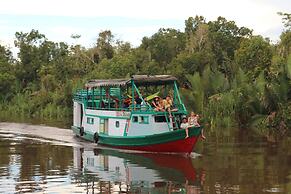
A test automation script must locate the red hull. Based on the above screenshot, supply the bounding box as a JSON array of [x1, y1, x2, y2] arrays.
[[105, 136, 199, 154]]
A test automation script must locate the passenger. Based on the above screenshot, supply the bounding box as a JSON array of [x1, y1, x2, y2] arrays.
[[123, 98, 131, 108], [163, 95, 173, 116], [152, 96, 160, 110], [180, 117, 189, 138], [188, 112, 205, 139], [134, 94, 142, 105], [157, 98, 165, 111], [188, 112, 200, 127]]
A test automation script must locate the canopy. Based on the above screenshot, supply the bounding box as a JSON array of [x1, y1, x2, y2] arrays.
[[85, 79, 129, 88], [132, 75, 177, 86], [85, 75, 177, 88]]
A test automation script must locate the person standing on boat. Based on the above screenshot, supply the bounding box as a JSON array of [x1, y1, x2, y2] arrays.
[[180, 117, 190, 138]]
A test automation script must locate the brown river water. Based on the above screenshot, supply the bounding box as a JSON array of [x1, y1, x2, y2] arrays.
[[0, 122, 290, 194]]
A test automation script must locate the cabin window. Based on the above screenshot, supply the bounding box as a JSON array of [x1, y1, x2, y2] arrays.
[[115, 121, 120, 128], [154, 116, 167, 123], [99, 118, 105, 133], [140, 116, 149, 124], [87, 157, 94, 167], [132, 116, 138, 123], [87, 117, 94, 124]]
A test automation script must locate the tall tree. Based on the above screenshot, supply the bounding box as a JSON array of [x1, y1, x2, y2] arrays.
[[235, 36, 272, 78], [14, 30, 46, 89], [208, 17, 252, 75], [96, 30, 115, 61], [0, 45, 15, 100], [140, 28, 186, 72]]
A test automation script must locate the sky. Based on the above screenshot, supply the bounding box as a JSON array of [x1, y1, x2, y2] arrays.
[[0, 0, 290, 50]]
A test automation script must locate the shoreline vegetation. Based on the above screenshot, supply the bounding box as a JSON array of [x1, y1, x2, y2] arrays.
[[0, 14, 290, 141]]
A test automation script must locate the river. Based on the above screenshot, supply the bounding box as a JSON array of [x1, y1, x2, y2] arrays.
[[0, 122, 290, 193]]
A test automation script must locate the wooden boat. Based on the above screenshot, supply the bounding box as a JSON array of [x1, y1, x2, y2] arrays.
[[72, 75, 202, 154]]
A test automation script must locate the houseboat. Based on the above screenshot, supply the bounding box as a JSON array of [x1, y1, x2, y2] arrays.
[[72, 75, 202, 154]]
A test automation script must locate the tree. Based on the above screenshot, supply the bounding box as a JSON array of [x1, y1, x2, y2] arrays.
[[208, 17, 252, 75], [184, 15, 206, 40], [140, 28, 186, 72], [0, 45, 15, 100], [235, 36, 272, 78], [96, 30, 115, 60], [278, 12, 291, 30], [14, 30, 47, 90]]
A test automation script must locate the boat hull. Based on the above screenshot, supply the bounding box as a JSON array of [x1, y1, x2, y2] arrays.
[[72, 126, 202, 154], [102, 136, 199, 154]]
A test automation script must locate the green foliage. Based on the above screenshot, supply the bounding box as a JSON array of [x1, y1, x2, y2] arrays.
[[278, 12, 291, 30], [0, 45, 15, 100], [0, 15, 290, 140], [235, 36, 272, 77], [96, 30, 115, 60], [140, 28, 186, 72]]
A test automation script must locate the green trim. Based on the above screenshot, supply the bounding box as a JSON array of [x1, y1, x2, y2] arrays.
[[131, 80, 135, 109], [174, 81, 186, 112], [123, 123, 128, 137], [85, 113, 129, 120], [132, 82, 152, 110], [98, 126, 202, 147]]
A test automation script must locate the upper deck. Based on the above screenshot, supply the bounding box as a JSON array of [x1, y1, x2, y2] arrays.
[[73, 75, 187, 114]]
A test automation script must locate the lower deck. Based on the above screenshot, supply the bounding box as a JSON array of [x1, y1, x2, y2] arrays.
[[73, 101, 187, 139]]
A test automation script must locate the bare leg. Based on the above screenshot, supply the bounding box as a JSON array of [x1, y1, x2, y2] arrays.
[[185, 127, 189, 138], [201, 129, 206, 139]]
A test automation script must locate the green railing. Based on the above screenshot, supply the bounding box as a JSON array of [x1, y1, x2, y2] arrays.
[[73, 83, 187, 114]]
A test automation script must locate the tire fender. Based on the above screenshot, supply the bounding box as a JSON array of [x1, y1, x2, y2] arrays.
[[94, 132, 99, 143], [80, 127, 84, 136]]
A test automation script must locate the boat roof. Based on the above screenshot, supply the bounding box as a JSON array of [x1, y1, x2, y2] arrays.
[[85, 75, 177, 88]]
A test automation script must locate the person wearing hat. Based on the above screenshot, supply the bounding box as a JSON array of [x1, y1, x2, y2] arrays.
[[180, 117, 189, 138], [152, 96, 165, 111]]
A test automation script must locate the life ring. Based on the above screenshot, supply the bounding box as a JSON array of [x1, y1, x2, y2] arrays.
[[94, 132, 99, 143], [80, 127, 84, 136]]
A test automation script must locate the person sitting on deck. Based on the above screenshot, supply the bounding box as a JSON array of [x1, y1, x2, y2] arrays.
[[152, 96, 159, 110], [180, 117, 189, 138], [158, 98, 165, 111], [163, 95, 173, 116], [134, 94, 142, 105], [123, 98, 131, 108], [152, 96, 165, 111], [188, 112, 205, 139]]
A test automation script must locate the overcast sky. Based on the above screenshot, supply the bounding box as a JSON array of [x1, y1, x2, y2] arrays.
[[0, 0, 290, 49]]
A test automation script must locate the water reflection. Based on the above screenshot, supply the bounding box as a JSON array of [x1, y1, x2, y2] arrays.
[[73, 148, 204, 193], [0, 133, 73, 193], [1, 130, 291, 193], [0, 133, 204, 193]]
